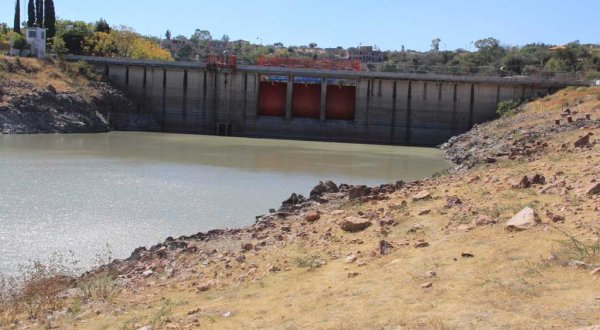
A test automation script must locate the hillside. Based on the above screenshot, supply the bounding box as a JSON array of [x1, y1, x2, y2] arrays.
[[1, 86, 599, 329], [0, 56, 158, 134]]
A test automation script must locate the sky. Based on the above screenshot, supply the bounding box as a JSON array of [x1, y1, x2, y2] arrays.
[[1, 0, 599, 51]]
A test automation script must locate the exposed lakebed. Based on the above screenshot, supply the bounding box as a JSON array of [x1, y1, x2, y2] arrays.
[[0, 132, 451, 275]]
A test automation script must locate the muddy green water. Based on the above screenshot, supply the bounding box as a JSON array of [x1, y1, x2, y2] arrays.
[[0, 132, 451, 274]]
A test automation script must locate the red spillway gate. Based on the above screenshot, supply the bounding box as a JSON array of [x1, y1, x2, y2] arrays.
[[293, 84, 321, 118], [258, 82, 287, 116], [327, 85, 356, 120]]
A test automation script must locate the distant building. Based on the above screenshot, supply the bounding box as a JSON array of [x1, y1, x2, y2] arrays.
[[10, 26, 47, 58], [347, 46, 384, 63]]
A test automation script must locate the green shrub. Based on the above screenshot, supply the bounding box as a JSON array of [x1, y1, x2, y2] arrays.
[[496, 100, 521, 117]]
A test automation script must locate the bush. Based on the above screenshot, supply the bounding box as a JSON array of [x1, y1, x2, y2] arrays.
[[496, 100, 521, 117], [10, 34, 29, 55]]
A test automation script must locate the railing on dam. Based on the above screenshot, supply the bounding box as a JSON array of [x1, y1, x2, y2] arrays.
[[66, 55, 587, 87]]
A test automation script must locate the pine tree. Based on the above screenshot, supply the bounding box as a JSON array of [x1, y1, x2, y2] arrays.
[[14, 0, 21, 33], [44, 0, 56, 38], [27, 0, 35, 27], [35, 0, 43, 26]]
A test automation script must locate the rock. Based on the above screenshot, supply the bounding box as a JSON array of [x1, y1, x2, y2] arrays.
[[346, 255, 357, 263], [347, 272, 360, 278], [331, 210, 346, 216], [485, 157, 497, 164], [505, 207, 541, 231], [349, 185, 371, 200], [568, 260, 588, 269], [512, 176, 531, 189], [282, 193, 306, 207], [241, 243, 253, 252], [137, 327, 154, 330], [474, 215, 497, 226], [46, 84, 57, 95], [305, 211, 320, 222], [340, 217, 372, 233], [379, 240, 393, 255], [461, 253, 475, 258], [418, 209, 431, 216], [412, 190, 431, 201], [546, 210, 565, 223], [587, 182, 600, 196], [142, 270, 154, 278], [414, 240, 429, 248], [423, 270, 437, 278], [197, 284, 210, 292], [421, 282, 433, 289], [529, 174, 546, 185], [591, 268, 600, 276], [310, 181, 339, 199], [446, 196, 463, 208], [268, 265, 281, 272], [574, 133, 593, 148]]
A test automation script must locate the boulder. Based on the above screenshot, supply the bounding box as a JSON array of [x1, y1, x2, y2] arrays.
[[282, 193, 306, 207], [505, 207, 541, 231], [474, 215, 497, 226], [348, 185, 371, 200], [412, 190, 431, 201], [310, 181, 339, 199], [446, 196, 463, 208], [512, 176, 531, 189], [340, 217, 372, 233], [305, 211, 321, 222], [574, 133, 593, 148], [587, 182, 600, 196]]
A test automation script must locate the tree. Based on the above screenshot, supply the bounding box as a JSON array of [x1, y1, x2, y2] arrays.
[[11, 33, 28, 55], [474, 37, 504, 66], [274, 42, 284, 47], [177, 44, 194, 60], [94, 18, 110, 33], [431, 38, 441, 52], [14, 0, 21, 33], [190, 29, 211, 45], [27, 0, 35, 27], [44, 0, 56, 38], [309, 42, 317, 48], [221, 34, 230, 44], [35, 0, 43, 26], [165, 30, 171, 40]]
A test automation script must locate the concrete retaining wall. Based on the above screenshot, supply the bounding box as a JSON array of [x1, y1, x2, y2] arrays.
[[102, 62, 565, 146]]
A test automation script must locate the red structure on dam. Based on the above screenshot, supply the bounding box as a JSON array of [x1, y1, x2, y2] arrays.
[[257, 57, 359, 120]]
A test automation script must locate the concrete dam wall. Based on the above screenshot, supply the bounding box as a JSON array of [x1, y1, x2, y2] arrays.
[[85, 57, 571, 146]]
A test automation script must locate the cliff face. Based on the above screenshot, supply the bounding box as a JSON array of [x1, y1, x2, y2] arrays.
[[0, 56, 160, 134]]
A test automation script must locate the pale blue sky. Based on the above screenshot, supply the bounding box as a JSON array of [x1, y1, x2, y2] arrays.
[[2, 0, 598, 51]]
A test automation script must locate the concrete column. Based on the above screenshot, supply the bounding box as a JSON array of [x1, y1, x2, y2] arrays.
[[320, 76, 328, 122], [286, 75, 294, 120]]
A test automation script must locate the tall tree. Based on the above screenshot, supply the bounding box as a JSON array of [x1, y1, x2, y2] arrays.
[[44, 0, 55, 38], [35, 0, 43, 26], [14, 0, 21, 33], [27, 0, 35, 27]]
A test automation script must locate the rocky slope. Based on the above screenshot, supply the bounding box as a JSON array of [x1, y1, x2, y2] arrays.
[[0, 56, 159, 134], [1, 87, 599, 329]]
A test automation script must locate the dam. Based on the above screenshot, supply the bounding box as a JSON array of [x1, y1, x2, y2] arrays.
[[73, 56, 577, 146]]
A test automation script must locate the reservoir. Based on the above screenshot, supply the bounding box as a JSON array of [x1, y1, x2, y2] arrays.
[[0, 132, 451, 275]]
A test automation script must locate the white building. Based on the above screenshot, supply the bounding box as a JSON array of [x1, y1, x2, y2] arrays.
[[9, 26, 47, 58]]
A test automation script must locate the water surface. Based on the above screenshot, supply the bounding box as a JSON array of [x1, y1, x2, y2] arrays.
[[0, 132, 451, 274]]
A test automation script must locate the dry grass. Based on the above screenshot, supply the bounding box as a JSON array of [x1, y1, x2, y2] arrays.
[[4, 87, 600, 329]]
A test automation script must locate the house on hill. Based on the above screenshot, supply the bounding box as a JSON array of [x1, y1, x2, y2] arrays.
[[10, 26, 47, 58]]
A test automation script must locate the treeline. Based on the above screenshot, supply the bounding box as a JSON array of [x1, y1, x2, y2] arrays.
[[380, 38, 600, 79], [51, 19, 173, 61]]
